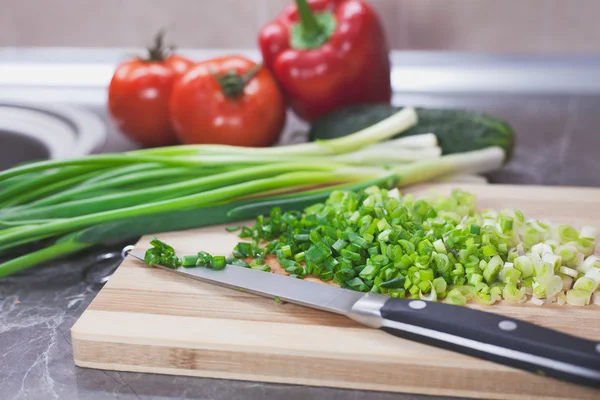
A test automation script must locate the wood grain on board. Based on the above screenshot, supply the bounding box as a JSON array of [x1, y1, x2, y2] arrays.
[[71, 183, 600, 400]]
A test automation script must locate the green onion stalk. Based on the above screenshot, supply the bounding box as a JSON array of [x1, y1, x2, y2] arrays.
[[0, 107, 509, 279]]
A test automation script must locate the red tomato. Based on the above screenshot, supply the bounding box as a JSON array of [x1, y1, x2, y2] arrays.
[[164, 55, 194, 77], [169, 55, 286, 147], [107, 33, 193, 147]]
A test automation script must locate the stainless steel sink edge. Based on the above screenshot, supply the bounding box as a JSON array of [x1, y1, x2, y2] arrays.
[[1, 48, 600, 107]]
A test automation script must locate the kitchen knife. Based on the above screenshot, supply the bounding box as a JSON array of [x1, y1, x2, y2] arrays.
[[129, 250, 600, 389]]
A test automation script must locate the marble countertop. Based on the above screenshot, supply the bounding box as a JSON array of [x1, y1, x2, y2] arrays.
[[2, 50, 600, 400]]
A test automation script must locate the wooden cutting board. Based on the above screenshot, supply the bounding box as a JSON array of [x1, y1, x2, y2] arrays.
[[71, 183, 600, 400]]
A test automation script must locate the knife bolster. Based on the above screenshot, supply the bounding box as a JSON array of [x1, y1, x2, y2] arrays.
[[347, 293, 388, 328]]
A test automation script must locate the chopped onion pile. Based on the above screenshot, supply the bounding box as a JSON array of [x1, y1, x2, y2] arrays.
[[148, 185, 600, 306]]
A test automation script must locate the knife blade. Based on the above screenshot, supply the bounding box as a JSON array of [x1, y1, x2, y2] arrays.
[[129, 250, 600, 389]]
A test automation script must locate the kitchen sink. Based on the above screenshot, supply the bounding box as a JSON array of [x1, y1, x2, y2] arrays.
[[0, 130, 50, 170], [0, 100, 107, 170]]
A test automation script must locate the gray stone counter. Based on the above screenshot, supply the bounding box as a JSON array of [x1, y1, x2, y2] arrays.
[[2, 51, 600, 400]]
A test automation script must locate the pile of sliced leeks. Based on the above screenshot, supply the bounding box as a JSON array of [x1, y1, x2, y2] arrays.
[[0, 108, 506, 278]]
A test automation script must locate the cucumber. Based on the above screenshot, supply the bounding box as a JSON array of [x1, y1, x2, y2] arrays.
[[308, 104, 515, 160]]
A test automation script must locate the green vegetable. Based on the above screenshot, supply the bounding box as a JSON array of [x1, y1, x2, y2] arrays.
[[379, 277, 406, 289], [211, 256, 227, 270], [503, 283, 526, 303], [566, 289, 591, 306], [144, 236, 181, 269], [0, 105, 513, 278], [444, 288, 467, 305], [308, 104, 515, 159], [182, 255, 199, 267], [206, 184, 593, 306], [573, 277, 596, 293], [143, 240, 229, 271]]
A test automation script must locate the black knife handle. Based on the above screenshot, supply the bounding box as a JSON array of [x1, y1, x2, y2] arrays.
[[348, 294, 600, 389]]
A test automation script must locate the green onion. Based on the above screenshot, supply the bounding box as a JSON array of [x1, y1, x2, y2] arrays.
[[559, 266, 579, 278], [483, 255, 502, 283], [546, 275, 564, 298], [182, 255, 199, 267], [17, 148, 592, 309], [503, 283, 526, 303], [444, 288, 467, 305], [379, 276, 406, 289], [558, 225, 579, 244], [419, 284, 438, 302], [196, 251, 213, 266], [211, 256, 227, 270], [514, 256, 534, 278], [573, 277, 596, 293], [566, 289, 591, 306], [432, 277, 447, 294], [579, 226, 597, 240], [482, 245, 497, 257], [500, 264, 520, 284]]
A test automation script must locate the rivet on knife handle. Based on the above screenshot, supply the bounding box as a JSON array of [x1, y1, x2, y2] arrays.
[[349, 293, 600, 389]]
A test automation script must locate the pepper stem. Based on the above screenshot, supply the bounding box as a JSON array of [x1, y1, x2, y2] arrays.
[[213, 63, 262, 98], [295, 0, 323, 40], [289, 1, 336, 50]]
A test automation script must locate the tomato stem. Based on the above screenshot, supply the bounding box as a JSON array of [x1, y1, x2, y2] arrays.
[[213, 63, 263, 98], [144, 28, 174, 62]]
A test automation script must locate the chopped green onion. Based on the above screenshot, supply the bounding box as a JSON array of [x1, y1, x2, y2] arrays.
[[546, 275, 564, 298], [230, 258, 250, 268], [474, 290, 500, 305], [579, 226, 597, 240], [542, 252, 561, 271], [514, 256, 534, 278], [566, 289, 591, 306], [558, 224, 579, 244], [379, 276, 406, 289], [235, 242, 253, 257], [573, 277, 596, 293], [196, 251, 213, 266], [332, 239, 348, 253], [482, 245, 497, 257], [433, 239, 446, 254], [432, 276, 447, 294], [419, 285, 438, 302], [500, 265, 521, 284], [280, 245, 292, 259], [141, 182, 599, 307], [306, 243, 331, 263], [469, 273, 483, 286], [417, 269, 435, 282], [579, 255, 600, 273], [503, 283, 526, 303], [182, 255, 198, 267], [211, 256, 227, 270], [444, 288, 467, 305], [559, 266, 578, 278], [483, 255, 502, 283]]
